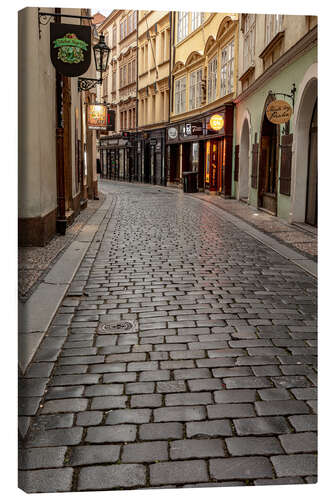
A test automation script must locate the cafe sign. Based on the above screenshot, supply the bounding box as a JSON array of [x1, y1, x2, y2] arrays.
[[209, 114, 224, 131], [266, 100, 292, 124], [87, 104, 107, 130], [50, 23, 91, 77]]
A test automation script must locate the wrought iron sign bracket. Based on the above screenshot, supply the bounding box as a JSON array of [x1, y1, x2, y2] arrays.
[[268, 83, 296, 110], [38, 8, 93, 39], [78, 77, 102, 92]]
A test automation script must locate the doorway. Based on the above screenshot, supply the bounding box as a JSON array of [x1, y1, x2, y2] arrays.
[[258, 114, 279, 215], [205, 140, 219, 192], [305, 100, 317, 226], [239, 118, 250, 201]]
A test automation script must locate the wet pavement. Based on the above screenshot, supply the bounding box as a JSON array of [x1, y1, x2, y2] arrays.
[[18, 180, 317, 492]]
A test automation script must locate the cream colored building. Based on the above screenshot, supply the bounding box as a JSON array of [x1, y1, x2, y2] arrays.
[[137, 10, 171, 129], [18, 7, 98, 246]]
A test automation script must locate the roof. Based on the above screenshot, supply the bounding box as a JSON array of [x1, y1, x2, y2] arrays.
[[93, 12, 106, 25]]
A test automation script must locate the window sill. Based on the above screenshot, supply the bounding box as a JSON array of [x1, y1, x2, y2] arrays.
[[259, 31, 285, 59], [239, 64, 255, 82]]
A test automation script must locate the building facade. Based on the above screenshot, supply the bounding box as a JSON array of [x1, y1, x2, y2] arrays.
[[168, 12, 239, 194], [18, 7, 98, 246], [136, 10, 171, 185], [234, 14, 317, 225], [98, 10, 138, 183]]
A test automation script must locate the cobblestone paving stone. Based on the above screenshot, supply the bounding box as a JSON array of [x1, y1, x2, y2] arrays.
[[18, 181, 317, 492]]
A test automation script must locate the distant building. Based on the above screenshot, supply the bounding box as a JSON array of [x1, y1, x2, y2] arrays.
[[98, 10, 138, 182]]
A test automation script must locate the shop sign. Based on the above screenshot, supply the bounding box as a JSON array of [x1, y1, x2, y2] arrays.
[[107, 109, 115, 131], [266, 100, 292, 124], [168, 127, 178, 140], [150, 138, 157, 145], [209, 114, 225, 131], [50, 23, 91, 77], [87, 104, 107, 130], [185, 124, 192, 136], [191, 124, 203, 135]]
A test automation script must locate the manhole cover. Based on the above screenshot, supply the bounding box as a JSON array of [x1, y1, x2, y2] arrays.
[[98, 320, 138, 335]]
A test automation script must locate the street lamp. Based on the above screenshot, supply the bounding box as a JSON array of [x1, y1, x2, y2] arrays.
[[78, 34, 111, 92]]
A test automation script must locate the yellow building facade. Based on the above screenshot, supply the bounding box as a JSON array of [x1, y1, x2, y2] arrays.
[[167, 12, 239, 193], [137, 10, 171, 129]]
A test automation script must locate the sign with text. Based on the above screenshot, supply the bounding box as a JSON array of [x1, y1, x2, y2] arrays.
[[266, 100, 292, 124], [50, 23, 91, 77], [87, 104, 107, 130]]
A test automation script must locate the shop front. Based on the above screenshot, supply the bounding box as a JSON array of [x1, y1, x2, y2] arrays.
[[167, 104, 234, 196], [99, 133, 137, 182], [137, 128, 166, 186]]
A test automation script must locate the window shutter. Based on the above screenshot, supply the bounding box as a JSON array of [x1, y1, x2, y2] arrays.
[[279, 133, 293, 196], [251, 142, 259, 189], [234, 145, 239, 182]]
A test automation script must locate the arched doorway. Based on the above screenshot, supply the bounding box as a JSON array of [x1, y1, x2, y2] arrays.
[[291, 66, 317, 224], [239, 118, 250, 201], [305, 100, 317, 226], [258, 98, 279, 215]]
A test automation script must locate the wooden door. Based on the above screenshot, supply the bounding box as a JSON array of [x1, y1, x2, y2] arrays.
[[210, 140, 218, 191], [306, 101, 317, 226]]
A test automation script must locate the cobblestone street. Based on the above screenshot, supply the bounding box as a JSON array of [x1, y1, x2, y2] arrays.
[[18, 180, 317, 492]]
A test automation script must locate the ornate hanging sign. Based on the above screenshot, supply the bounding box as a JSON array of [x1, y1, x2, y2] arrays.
[[266, 100, 293, 124], [50, 23, 91, 77], [87, 104, 107, 130]]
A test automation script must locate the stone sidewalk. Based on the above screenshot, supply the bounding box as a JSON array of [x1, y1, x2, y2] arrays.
[[18, 181, 317, 493], [19, 194, 106, 301], [189, 192, 317, 261]]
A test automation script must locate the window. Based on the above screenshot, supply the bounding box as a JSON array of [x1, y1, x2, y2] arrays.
[[243, 14, 255, 71], [220, 41, 234, 97], [265, 14, 283, 45], [112, 26, 117, 47], [128, 14, 132, 34], [189, 68, 202, 110], [128, 62, 132, 83], [112, 70, 116, 92], [120, 22, 124, 41], [192, 12, 204, 31], [177, 12, 189, 42], [175, 76, 186, 114], [207, 56, 217, 103], [133, 11, 137, 30], [132, 59, 136, 82]]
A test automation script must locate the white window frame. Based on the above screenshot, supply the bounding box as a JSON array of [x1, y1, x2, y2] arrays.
[[177, 12, 189, 42], [220, 40, 234, 97], [175, 76, 186, 114], [243, 14, 255, 71], [207, 56, 217, 103], [265, 14, 283, 45], [191, 12, 204, 31], [189, 68, 202, 110]]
